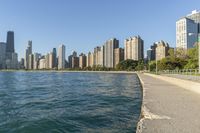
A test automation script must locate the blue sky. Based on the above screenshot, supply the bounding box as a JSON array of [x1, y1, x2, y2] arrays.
[[0, 0, 200, 59]]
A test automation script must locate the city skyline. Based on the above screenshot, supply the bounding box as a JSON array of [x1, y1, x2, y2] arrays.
[[0, 0, 200, 59]]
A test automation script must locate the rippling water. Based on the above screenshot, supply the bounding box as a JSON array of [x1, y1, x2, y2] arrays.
[[0, 72, 142, 133]]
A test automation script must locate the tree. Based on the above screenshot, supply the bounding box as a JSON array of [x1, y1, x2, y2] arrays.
[[149, 61, 156, 71], [168, 48, 175, 61], [175, 48, 187, 58], [136, 59, 145, 71], [184, 45, 198, 69], [157, 57, 187, 70], [116, 59, 138, 71]]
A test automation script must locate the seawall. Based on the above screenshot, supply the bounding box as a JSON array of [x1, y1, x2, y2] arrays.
[[136, 73, 200, 133]]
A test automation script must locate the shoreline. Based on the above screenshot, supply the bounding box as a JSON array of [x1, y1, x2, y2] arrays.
[[0, 70, 137, 74], [136, 73, 145, 133]]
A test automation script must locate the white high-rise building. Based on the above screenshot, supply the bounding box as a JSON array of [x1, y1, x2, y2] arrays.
[[97, 46, 104, 66], [176, 18, 198, 49], [25, 41, 32, 69], [93, 46, 104, 67], [79, 53, 86, 69], [86, 52, 94, 67], [11, 53, 18, 69], [124, 36, 144, 61], [33, 53, 41, 70], [58, 44, 66, 69], [45, 53, 50, 69], [28, 54, 34, 70], [5, 52, 18, 69], [49, 52, 53, 69], [176, 10, 200, 49], [39, 59, 46, 69], [104, 38, 119, 68]]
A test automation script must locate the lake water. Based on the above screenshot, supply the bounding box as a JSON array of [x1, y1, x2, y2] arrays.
[[0, 72, 142, 133]]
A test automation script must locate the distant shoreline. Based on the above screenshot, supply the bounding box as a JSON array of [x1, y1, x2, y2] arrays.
[[0, 69, 137, 74]]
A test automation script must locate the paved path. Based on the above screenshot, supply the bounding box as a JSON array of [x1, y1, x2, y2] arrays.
[[162, 74, 200, 82], [137, 73, 200, 133]]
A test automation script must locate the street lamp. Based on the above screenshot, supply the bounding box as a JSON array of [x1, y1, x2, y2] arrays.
[[198, 34, 200, 74], [156, 58, 158, 74], [188, 33, 200, 74], [149, 62, 150, 72]]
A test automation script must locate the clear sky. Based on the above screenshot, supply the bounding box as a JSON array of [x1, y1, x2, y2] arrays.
[[0, 0, 200, 59]]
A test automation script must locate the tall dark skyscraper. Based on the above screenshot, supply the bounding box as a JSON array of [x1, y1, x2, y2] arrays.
[[4, 31, 18, 69], [52, 48, 57, 68], [6, 31, 15, 53]]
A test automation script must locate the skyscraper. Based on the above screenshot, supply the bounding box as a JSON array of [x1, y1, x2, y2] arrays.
[[49, 52, 54, 69], [45, 53, 50, 69], [124, 36, 144, 61], [4, 31, 18, 69], [68, 51, 77, 68], [6, 31, 14, 53], [104, 38, 119, 68], [5, 31, 15, 62], [186, 10, 200, 33], [114, 48, 124, 67], [39, 58, 46, 69], [147, 49, 153, 61], [33, 53, 41, 70], [79, 53, 86, 69], [176, 18, 198, 49], [72, 56, 79, 68], [155, 40, 170, 60], [52, 48, 57, 68], [176, 10, 200, 49], [19, 58, 25, 69], [25, 41, 32, 69], [28, 54, 34, 70], [58, 44, 66, 69], [0, 42, 6, 69], [147, 43, 157, 61], [11, 53, 18, 69], [86, 52, 94, 67], [95, 46, 104, 67], [94, 46, 101, 66]]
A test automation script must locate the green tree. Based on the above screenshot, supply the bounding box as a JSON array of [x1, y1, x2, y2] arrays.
[[116, 59, 138, 71], [149, 61, 156, 71], [175, 48, 187, 58], [158, 57, 187, 70], [184, 45, 198, 69], [168, 48, 175, 61], [136, 59, 145, 71]]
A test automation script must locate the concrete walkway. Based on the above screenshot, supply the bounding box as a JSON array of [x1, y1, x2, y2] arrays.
[[162, 74, 200, 82], [137, 73, 200, 133]]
